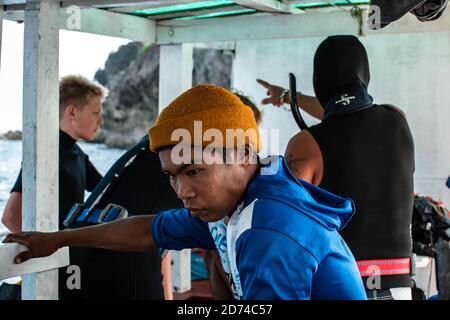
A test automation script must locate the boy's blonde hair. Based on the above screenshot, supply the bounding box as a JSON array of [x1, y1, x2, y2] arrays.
[[59, 75, 105, 116]]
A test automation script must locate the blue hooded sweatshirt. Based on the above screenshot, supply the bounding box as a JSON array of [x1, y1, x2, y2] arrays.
[[152, 156, 367, 300]]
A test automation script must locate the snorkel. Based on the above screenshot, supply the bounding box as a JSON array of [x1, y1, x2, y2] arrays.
[[289, 73, 309, 130]]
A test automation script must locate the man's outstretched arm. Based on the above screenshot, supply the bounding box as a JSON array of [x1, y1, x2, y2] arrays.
[[256, 79, 325, 120], [1, 192, 23, 233], [2, 215, 156, 264]]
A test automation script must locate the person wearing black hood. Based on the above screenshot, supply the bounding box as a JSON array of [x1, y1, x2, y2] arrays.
[[258, 35, 415, 300]]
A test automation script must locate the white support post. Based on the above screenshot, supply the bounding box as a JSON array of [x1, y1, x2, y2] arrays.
[[22, 0, 60, 300], [0, 6, 3, 72], [158, 43, 193, 112], [170, 249, 192, 294], [159, 43, 193, 293]]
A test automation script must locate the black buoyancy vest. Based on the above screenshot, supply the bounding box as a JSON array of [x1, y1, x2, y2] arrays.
[[307, 105, 415, 289], [59, 136, 183, 300]]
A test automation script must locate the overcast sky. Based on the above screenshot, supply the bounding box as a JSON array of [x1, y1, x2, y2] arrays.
[[0, 20, 130, 133]]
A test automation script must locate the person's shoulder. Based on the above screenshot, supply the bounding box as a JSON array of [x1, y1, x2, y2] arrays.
[[241, 198, 327, 245], [285, 129, 320, 160], [73, 142, 85, 153], [61, 139, 86, 156], [379, 104, 407, 118], [289, 130, 315, 146], [236, 199, 323, 262], [72, 142, 92, 162], [237, 198, 296, 231]]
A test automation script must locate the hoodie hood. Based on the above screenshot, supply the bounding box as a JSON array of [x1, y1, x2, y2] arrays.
[[313, 35, 375, 119], [245, 156, 355, 231]]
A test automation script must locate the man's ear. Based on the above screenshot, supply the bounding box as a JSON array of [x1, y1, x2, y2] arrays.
[[236, 144, 256, 166], [64, 105, 77, 120]]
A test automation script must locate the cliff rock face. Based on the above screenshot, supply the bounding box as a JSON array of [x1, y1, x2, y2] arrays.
[[94, 43, 232, 148]]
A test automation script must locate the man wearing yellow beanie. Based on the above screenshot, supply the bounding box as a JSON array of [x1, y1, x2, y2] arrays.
[[4, 85, 366, 300]]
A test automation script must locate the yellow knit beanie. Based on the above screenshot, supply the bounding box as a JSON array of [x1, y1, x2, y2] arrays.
[[148, 84, 261, 153]]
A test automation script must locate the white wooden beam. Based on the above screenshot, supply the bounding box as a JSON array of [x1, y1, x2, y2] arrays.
[[156, 7, 450, 44], [0, 243, 69, 280], [194, 41, 236, 51], [3, 7, 156, 43], [235, 0, 303, 13], [60, 7, 156, 43], [157, 9, 360, 44], [159, 43, 193, 294], [0, 6, 3, 72], [22, 0, 60, 300], [4, 2, 450, 45]]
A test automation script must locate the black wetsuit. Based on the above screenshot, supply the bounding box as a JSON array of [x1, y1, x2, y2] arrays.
[[307, 106, 415, 289], [59, 136, 183, 300], [10, 130, 102, 230], [306, 35, 415, 290]]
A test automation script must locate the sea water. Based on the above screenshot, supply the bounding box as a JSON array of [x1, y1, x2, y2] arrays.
[[0, 140, 126, 233]]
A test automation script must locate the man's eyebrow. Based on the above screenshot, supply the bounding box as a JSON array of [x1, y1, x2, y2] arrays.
[[161, 163, 196, 176]]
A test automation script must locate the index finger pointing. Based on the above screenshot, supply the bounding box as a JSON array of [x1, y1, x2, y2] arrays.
[[256, 79, 271, 89]]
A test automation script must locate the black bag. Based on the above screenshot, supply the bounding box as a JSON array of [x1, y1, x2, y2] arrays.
[[412, 195, 450, 256], [435, 239, 450, 300], [412, 195, 450, 299], [370, 0, 448, 28]]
